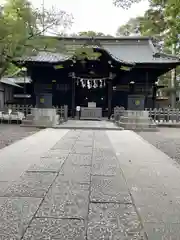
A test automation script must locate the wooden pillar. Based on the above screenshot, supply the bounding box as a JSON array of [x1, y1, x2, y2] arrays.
[[52, 80, 56, 107], [145, 72, 149, 109], [71, 73, 75, 118], [108, 79, 112, 119], [152, 84, 157, 109]]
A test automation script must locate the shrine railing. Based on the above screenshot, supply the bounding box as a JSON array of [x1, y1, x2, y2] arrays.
[[113, 107, 180, 124], [53, 105, 68, 122], [145, 108, 180, 123], [2, 104, 32, 116]]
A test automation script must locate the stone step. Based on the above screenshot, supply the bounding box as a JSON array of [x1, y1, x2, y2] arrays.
[[21, 119, 33, 125], [26, 114, 34, 120], [120, 118, 153, 124], [118, 122, 157, 127], [117, 121, 157, 131]]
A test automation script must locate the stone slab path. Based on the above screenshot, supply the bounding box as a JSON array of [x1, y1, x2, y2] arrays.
[[0, 128, 180, 239], [55, 120, 121, 130], [108, 130, 180, 239]]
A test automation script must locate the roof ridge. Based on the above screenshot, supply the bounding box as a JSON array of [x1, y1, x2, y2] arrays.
[[57, 36, 152, 41]]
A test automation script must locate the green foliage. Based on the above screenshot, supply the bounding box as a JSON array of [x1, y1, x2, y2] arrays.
[[0, 0, 72, 78], [72, 31, 113, 37], [75, 47, 102, 60], [113, 0, 141, 9], [116, 5, 167, 39], [68, 30, 112, 60], [116, 0, 180, 49], [116, 17, 143, 36], [116, 0, 180, 99]]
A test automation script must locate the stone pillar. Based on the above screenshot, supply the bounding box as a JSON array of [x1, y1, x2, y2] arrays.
[[64, 105, 68, 121]]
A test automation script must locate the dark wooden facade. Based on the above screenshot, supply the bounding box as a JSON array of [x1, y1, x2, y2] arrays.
[[14, 36, 180, 116]]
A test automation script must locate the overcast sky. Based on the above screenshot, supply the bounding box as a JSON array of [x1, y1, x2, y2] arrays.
[[31, 0, 149, 36]]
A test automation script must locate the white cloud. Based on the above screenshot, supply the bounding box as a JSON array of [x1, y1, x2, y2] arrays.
[[31, 0, 149, 36]]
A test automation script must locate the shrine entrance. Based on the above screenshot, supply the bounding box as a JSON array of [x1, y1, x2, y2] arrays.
[[72, 75, 112, 119], [68, 46, 133, 119], [76, 87, 106, 109]]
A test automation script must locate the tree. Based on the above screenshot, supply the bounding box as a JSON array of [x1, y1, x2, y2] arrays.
[[116, 0, 180, 101], [116, 17, 143, 36], [71, 31, 112, 37], [116, 6, 166, 39], [164, 0, 180, 50], [0, 0, 72, 78], [113, 0, 141, 9]]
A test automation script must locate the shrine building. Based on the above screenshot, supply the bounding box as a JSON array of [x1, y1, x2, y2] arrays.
[[14, 36, 180, 118]]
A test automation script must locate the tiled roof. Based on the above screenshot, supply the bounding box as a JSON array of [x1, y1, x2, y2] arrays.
[[18, 51, 71, 63], [58, 36, 180, 64], [15, 49, 134, 66], [1, 78, 22, 88], [96, 47, 134, 66], [15, 38, 180, 65], [102, 41, 180, 64]]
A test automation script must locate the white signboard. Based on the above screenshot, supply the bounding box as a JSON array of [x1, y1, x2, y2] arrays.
[[88, 102, 96, 108], [76, 106, 81, 111]]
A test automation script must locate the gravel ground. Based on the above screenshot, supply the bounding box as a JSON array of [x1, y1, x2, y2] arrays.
[[138, 128, 180, 164], [0, 124, 38, 150]]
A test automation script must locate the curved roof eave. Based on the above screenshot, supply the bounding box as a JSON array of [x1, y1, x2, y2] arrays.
[[100, 46, 134, 66], [153, 52, 180, 63], [77, 46, 135, 66], [1, 78, 23, 88], [13, 48, 135, 67]]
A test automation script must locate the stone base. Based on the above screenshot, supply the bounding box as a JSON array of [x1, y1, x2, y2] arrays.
[[117, 121, 158, 131], [22, 108, 60, 127], [117, 110, 157, 131], [80, 107, 102, 120]]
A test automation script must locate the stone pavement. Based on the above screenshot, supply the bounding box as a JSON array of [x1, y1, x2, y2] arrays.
[[0, 128, 180, 239], [108, 130, 180, 239], [55, 120, 121, 130]]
